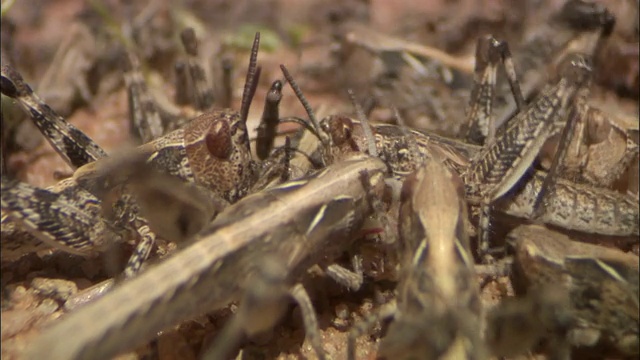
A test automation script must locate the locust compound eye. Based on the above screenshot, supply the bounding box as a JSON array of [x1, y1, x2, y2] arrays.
[[206, 120, 232, 159], [326, 115, 354, 146]]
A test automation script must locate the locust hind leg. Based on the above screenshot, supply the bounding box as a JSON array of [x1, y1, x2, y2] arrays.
[[121, 223, 155, 278], [124, 27, 217, 141], [3, 62, 170, 281], [121, 52, 165, 143], [0, 64, 107, 169], [530, 56, 593, 220], [0, 64, 156, 279], [1, 176, 114, 255], [468, 53, 593, 261], [178, 28, 215, 112], [464, 35, 526, 146]]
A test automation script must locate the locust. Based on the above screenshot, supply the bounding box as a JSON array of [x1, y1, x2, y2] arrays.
[[124, 27, 219, 142], [556, 95, 639, 189], [282, 9, 636, 251], [461, 1, 638, 195], [285, 78, 636, 284], [336, 0, 637, 196], [348, 158, 485, 360], [462, 51, 593, 258], [0, 32, 269, 279], [462, 0, 616, 145], [454, 3, 636, 259], [17, 54, 395, 359], [341, 158, 634, 359], [24, 154, 390, 360], [504, 224, 639, 357], [335, 0, 615, 141], [294, 114, 637, 241]]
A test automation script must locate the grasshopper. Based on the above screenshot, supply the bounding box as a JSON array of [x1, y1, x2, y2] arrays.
[[24, 154, 389, 360], [463, 0, 615, 145], [463, 50, 595, 258], [295, 115, 638, 240], [336, 1, 637, 198], [462, 2, 638, 201], [505, 224, 639, 357], [348, 158, 485, 360], [19, 61, 392, 359], [466, 46, 636, 258], [283, 19, 637, 249], [0, 32, 265, 277], [124, 27, 222, 141], [334, 0, 615, 141]]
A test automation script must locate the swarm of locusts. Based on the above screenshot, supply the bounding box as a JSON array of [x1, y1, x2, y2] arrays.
[[1, 1, 638, 359]]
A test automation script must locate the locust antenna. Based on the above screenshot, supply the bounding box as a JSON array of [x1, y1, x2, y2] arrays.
[[240, 33, 261, 124], [280, 64, 329, 147], [256, 80, 284, 160]]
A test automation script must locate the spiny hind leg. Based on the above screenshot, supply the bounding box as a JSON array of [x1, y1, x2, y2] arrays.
[[1, 176, 113, 255], [178, 28, 214, 111], [2, 62, 159, 279], [464, 35, 525, 145], [0, 64, 107, 169], [124, 27, 216, 138], [121, 52, 165, 143]]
